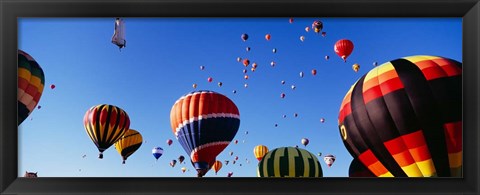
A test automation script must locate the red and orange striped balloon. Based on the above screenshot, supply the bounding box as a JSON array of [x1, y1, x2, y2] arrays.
[[18, 50, 45, 125], [338, 55, 461, 177]]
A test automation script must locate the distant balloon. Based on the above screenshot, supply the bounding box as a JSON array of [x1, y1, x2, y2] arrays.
[[18, 50, 45, 125], [325, 55, 329, 60], [254, 145, 269, 161], [50, 84, 56, 89], [207, 77, 213, 82], [300, 36, 305, 42], [265, 34, 271, 41], [218, 82, 223, 87], [280, 93, 286, 98], [251, 67, 256, 72], [111, 18, 126, 50], [272, 48, 277, 53], [246, 47, 251, 52], [166, 139, 173, 146], [227, 172, 233, 177], [275, 124, 278, 127], [320, 118, 325, 123], [257, 147, 323, 177], [233, 90, 237, 94], [181, 167, 187, 173], [241, 33, 248, 41], [192, 83, 197, 89], [114, 129, 143, 164], [312, 69, 317, 76], [352, 63, 360, 72], [178, 155, 185, 164], [291, 85, 296, 90], [200, 65, 205, 70], [321, 32, 327, 37], [212, 160, 222, 175], [301, 138, 309, 147], [373, 61, 378, 66], [305, 27, 310, 32], [237, 57, 242, 62], [235, 156, 239, 161], [289, 17, 294, 23], [294, 113, 298, 117], [324, 154, 336, 167], [334, 39, 354, 62], [312, 20, 323, 33], [244, 75, 249, 80], [234, 140, 239, 144], [230, 151, 234, 156], [281, 80, 285, 84], [243, 69, 247, 74], [299, 72, 304, 78], [270, 61, 276, 67], [318, 152, 322, 157], [244, 83, 248, 88], [83, 104, 130, 159], [37, 105, 41, 109], [170, 160, 177, 167], [224, 160, 230, 165], [243, 59, 250, 67], [252, 63, 258, 69], [245, 131, 248, 135], [283, 114, 287, 118], [152, 147, 164, 161]]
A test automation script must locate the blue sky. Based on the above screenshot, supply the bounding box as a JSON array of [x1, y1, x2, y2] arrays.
[[18, 17, 461, 177]]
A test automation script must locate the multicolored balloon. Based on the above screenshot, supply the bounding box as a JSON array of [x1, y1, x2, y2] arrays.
[[152, 147, 164, 161], [324, 154, 336, 167], [170, 90, 240, 177], [212, 160, 222, 175], [312, 69, 317, 76], [18, 50, 45, 125], [166, 139, 173, 146], [352, 63, 360, 72], [301, 138, 309, 147], [253, 145, 269, 161], [170, 159, 177, 167], [312, 20, 323, 33], [241, 33, 248, 42], [257, 147, 323, 177], [338, 55, 462, 177], [114, 129, 143, 164], [83, 104, 130, 159]]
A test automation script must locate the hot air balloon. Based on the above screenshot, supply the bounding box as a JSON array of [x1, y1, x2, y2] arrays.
[[224, 160, 229, 165], [334, 39, 354, 62], [325, 55, 330, 60], [270, 61, 276, 67], [251, 67, 256, 72], [200, 65, 205, 70], [24, 172, 38, 178], [192, 83, 197, 89], [114, 129, 143, 164], [84, 104, 130, 159], [373, 61, 378, 66], [300, 36, 305, 42], [281, 80, 285, 84], [253, 145, 269, 161], [301, 138, 309, 147], [170, 160, 177, 167], [289, 17, 294, 23], [282, 114, 287, 118], [320, 118, 325, 123], [245, 131, 248, 135], [280, 93, 286, 98], [235, 156, 239, 161], [258, 147, 323, 177], [305, 27, 310, 32], [227, 172, 233, 177], [294, 113, 298, 117], [338, 55, 462, 177], [166, 139, 173, 146], [241, 33, 248, 42], [50, 84, 55, 89], [299, 72, 304, 78], [207, 77, 213, 83], [170, 90, 240, 177], [18, 50, 45, 125], [236, 57, 242, 62], [252, 63, 258, 69], [212, 160, 222, 175], [233, 160, 236, 165], [218, 82, 223, 87], [352, 63, 360, 72], [274, 124, 278, 127], [244, 75, 249, 80], [234, 140, 239, 144], [152, 147, 164, 161], [246, 47, 251, 52], [312, 69, 317, 76], [243, 59, 250, 67], [291, 85, 296, 90], [230, 151, 234, 156], [178, 155, 185, 164], [233, 90, 237, 94], [312, 20, 323, 33], [318, 152, 322, 157], [181, 167, 187, 173], [265, 34, 271, 41], [111, 18, 126, 50], [349, 158, 375, 177], [272, 48, 277, 53], [322, 32, 327, 37], [244, 83, 248, 88], [37, 105, 41, 109], [324, 154, 336, 167]]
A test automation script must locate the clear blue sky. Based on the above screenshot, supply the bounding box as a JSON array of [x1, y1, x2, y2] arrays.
[[18, 17, 461, 177]]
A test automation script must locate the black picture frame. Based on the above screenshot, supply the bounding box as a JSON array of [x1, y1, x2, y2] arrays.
[[1, 0, 479, 194]]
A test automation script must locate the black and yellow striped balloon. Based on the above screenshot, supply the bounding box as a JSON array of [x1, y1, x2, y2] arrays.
[[257, 147, 323, 177], [114, 129, 143, 164], [83, 104, 130, 159]]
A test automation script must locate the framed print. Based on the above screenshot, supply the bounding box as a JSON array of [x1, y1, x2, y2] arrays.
[[1, 0, 479, 194]]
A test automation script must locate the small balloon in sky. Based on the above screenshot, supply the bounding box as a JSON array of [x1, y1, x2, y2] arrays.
[[244, 83, 248, 88], [281, 80, 285, 85], [243, 59, 250, 67], [325, 55, 330, 60], [283, 114, 287, 118], [300, 36, 305, 42], [320, 118, 325, 123], [312, 69, 317, 76], [275, 124, 278, 127], [322, 32, 327, 37], [192, 83, 197, 89], [246, 47, 251, 52], [352, 63, 360, 72], [252, 63, 258, 69], [291, 85, 296, 90], [265, 34, 271, 41], [50, 84, 56, 89], [289, 17, 294, 23], [207, 77, 213, 82], [243, 69, 247, 74], [373, 61, 378, 66], [294, 113, 298, 117], [228, 172, 233, 177], [270, 61, 276, 67], [305, 26, 310, 32], [218, 82, 223, 87], [251, 67, 256, 72], [233, 90, 237, 94], [241, 33, 248, 41], [299, 71, 304, 78], [237, 57, 242, 62], [272, 48, 277, 53], [200, 65, 205, 70], [280, 93, 286, 98], [37, 105, 41, 109]]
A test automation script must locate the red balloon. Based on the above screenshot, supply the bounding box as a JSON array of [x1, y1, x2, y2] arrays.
[[207, 77, 213, 82], [50, 84, 56, 89], [311, 69, 317, 76], [167, 139, 173, 146], [265, 34, 271, 41], [334, 39, 354, 62]]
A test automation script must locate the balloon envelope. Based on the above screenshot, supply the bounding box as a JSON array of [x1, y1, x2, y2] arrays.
[[257, 147, 323, 177], [114, 129, 143, 164], [18, 50, 45, 125]]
